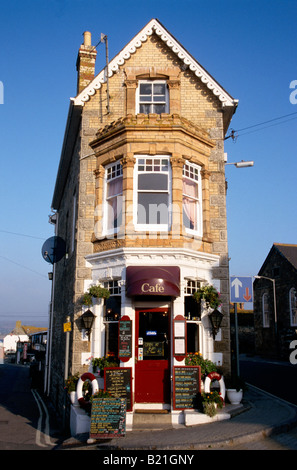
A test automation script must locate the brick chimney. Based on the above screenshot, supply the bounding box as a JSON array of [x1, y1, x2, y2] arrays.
[[76, 31, 97, 94]]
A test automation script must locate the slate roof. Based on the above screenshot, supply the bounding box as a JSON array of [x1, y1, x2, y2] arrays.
[[257, 243, 297, 276], [274, 243, 297, 270]]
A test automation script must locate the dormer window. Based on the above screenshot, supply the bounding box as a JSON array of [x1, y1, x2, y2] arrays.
[[137, 80, 169, 114]]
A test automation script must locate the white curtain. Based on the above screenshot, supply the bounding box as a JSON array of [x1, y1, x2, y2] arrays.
[[183, 178, 197, 230], [107, 177, 123, 229]]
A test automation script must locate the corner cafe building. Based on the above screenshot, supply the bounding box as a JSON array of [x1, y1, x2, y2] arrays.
[[85, 248, 225, 425]]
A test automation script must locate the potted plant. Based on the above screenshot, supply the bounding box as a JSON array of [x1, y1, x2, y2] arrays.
[[81, 285, 110, 306], [90, 390, 112, 401], [91, 355, 119, 377], [201, 391, 224, 417], [193, 285, 221, 310], [185, 352, 218, 379], [64, 372, 80, 405], [225, 375, 246, 404]]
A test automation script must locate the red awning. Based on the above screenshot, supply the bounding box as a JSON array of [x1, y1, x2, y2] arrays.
[[126, 266, 180, 297]]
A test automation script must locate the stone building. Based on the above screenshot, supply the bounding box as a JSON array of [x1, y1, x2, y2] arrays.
[[47, 19, 238, 425], [254, 243, 297, 359]]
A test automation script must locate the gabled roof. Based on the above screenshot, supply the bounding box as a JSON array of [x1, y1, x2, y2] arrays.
[[74, 18, 237, 110], [274, 243, 297, 270], [258, 243, 297, 274]]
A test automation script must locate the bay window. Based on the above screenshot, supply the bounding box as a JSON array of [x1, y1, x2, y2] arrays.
[[182, 162, 202, 235], [134, 156, 171, 230], [104, 162, 123, 234]]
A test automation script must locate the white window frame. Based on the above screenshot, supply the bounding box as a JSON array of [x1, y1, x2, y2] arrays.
[[289, 287, 297, 326], [262, 293, 270, 328], [136, 80, 169, 114], [133, 155, 172, 232], [103, 161, 123, 236], [182, 161, 203, 237]]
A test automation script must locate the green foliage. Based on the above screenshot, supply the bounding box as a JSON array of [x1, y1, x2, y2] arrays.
[[81, 285, 110, 306], [90, 390, 112, 401], [64, 372, 80, 393], [201, 391, 224, 417], [193, 285, 221, 309], [185, 352, 218, 377], [91, 355, 119, 373]]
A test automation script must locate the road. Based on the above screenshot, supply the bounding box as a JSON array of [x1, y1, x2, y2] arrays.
[[239, 355, 297, 405], [0, 362, 63, 450]]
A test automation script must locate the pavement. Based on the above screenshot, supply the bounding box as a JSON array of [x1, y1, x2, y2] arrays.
[[55, 384, 297, 450]]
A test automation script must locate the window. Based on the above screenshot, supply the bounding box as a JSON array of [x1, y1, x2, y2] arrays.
[[134, 156, 171, 230], [104, 162, 123, 234], [184, 280, 201, 321], [137, 81, 169, 114], [262, 293, 270, 327], [182, 162, 202, 235], [103, 280, 121, 357], [290, 288, 297, 326]]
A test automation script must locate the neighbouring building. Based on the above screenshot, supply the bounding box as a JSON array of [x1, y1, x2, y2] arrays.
[[254, 243, 297, 359], [3, 321, 29, 353], [47, 19, 238, 425]]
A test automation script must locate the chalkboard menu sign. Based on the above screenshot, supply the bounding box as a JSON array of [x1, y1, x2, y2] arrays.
[[90, 397, 126, 439], [118, 318, 132, 360], [105, 367, 132, 411], [173, 366, 201, 410]]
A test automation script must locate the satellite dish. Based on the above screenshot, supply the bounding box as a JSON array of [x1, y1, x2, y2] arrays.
[[42, 236, 66, 264]]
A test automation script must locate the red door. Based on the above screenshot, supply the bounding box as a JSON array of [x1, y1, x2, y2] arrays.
[[135, 308, 171, 404]]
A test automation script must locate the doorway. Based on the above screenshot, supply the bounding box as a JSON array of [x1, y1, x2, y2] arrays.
[[135, 308, 171, 404]]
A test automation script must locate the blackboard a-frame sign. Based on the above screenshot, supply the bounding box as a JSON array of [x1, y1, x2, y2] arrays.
[[173, 366, 201, 410], [90, 397, 126, 439], [104, 367, 133, 411]]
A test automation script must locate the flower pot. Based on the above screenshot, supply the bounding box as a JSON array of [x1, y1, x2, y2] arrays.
[[69, 391, 79, 406], [226, 389, 243, 405], [203, 402, 218, 417]]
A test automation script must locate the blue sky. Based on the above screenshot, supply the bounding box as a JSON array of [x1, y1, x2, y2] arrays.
[[0, 0, 296, 328]]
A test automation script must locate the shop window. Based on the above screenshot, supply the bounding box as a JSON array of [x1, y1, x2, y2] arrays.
[[137, 80, 169, 114], [182, 162, 202, 236], [104, 162, 123, 235], [134, 156, 171, 231], [290, 288, 297, 326]]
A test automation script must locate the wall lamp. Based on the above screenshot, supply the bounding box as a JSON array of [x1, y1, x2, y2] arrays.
[[81, 309, 95, 336], [209, 309, 224, 339]]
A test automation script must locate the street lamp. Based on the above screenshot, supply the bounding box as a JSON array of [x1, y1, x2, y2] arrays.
[[224, 158, 254, 193], [254, 275, 278, 353], [225, 160, 254, 168]]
